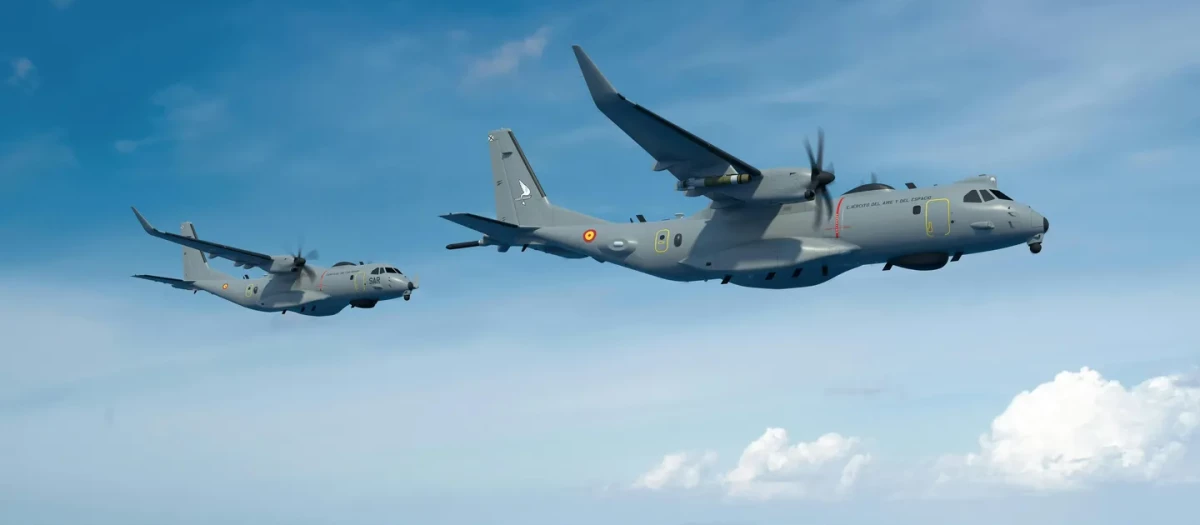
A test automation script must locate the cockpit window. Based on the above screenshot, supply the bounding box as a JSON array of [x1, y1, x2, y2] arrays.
[[963, 190, 982, 203], [371, 268, 381, 274], [980, 189, 995, 202], [990, 189, 1013, 200], [385, 267, 400, 274]]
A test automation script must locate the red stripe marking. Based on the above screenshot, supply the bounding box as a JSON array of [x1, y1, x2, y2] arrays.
[[318, 270, 327, 291], [834, 196, 845, 238]]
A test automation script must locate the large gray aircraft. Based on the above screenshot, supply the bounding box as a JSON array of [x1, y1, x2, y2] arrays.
[[131, 207, 418, 315], [441, 46, 1049, 289]]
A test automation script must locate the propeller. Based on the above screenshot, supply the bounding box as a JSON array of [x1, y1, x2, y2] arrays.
[[291, 236, 320, 277], [803, 127, 837, 227]]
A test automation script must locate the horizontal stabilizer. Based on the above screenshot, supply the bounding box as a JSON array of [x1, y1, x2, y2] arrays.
[[133, 274, 197, 290], [441, 212, 537, 239]]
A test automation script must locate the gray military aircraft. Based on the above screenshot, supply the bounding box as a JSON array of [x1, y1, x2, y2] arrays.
[[440, 46, 1049, 289], [130, 207, 418, 315]]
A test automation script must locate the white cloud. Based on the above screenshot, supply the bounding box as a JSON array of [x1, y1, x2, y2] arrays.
[[723, 429, 871, 500], [632, 450, 718, 490], [935, 367, 1200, 492], [632, 365, 1200, 503], [150, 84, 231, 140], [6, 57, 39, 92], [632, 429, 871, 500], [0, 131, 76, 181], [116, 84, 230, 154], [465, 26, 550, 81]]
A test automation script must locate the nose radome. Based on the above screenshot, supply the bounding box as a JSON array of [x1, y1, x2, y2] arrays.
[[1042, 216, 1049, 233]]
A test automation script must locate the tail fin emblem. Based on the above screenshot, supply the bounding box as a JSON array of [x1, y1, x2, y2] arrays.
[[516, 180, 532, 202]]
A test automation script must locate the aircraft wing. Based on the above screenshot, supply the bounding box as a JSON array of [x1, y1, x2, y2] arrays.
[[572, 45, 762, 182], [131, 207, 276, 271], [133, 274, 196, 290]]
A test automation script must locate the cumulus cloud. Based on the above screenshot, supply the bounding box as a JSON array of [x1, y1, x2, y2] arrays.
[[635, 367, 1200, 503], [724, 429, 871, 500], [632, 429, 871, 500], [6, 57, 39, 92], [465, 26, 550, 81], [633, 450, 718, 490], [935, 367, 1200, 492]]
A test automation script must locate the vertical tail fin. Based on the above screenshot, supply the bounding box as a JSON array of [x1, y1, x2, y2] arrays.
[[181, 222, 227, 281], [487, 128, 608, 227], [490, 128, 553, 226]]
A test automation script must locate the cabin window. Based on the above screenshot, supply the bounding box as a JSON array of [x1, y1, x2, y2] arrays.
[[990, 189, 1013, 200], [980, 190, 995, 202], [912, 205, 921, 214], [673, 233, 682, 247], [963, 190, 982, 203]]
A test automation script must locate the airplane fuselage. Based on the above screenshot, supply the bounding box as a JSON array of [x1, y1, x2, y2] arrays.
[[190, 263, 414, 316], [517, 175, 1047, 289]]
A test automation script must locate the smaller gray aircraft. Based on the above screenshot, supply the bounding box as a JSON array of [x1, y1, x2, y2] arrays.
[[130, 207, 418, 316]]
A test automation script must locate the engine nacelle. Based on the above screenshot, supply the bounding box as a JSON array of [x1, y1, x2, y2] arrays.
[[678, 167, 813, 205], [265, 255, 303, 273]]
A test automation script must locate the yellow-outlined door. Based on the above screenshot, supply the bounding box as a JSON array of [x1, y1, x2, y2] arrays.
[[654, 228, 670, 253], [925, 198, 951, 236]]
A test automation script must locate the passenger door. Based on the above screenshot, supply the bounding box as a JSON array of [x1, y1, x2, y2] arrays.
[[925, 198, 951, 237]]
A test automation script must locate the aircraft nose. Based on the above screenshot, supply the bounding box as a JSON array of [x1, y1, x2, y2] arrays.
[[1030, 209, 1047, 233]]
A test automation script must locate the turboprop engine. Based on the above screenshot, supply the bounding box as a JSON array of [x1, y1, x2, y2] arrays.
[[677, 167, 816, 205]]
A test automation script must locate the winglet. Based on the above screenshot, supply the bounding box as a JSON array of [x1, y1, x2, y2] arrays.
[[572, 45, 620, 106], [568, 45, 762, 181], [131, 206, 158, 234]]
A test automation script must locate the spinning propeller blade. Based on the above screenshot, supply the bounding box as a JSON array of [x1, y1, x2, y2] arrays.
[[803, 127, 837, 227], [290, 237, 320, 277]]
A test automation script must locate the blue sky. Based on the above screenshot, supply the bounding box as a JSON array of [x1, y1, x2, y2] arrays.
[[3, 0, 1200, 523]]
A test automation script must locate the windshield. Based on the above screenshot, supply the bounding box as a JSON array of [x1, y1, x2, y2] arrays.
[[990, 189, 1012, 200]]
